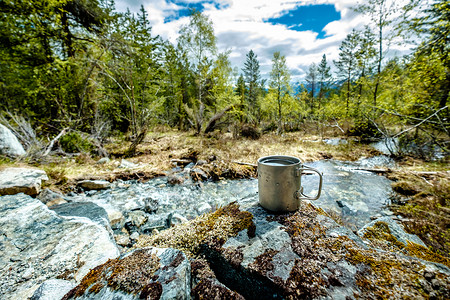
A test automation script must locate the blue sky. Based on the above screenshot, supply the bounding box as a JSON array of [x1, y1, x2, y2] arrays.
[[115, 0, 410, 82]]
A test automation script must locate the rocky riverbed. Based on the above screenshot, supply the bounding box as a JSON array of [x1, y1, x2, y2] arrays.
[[1, 159, 449, 299]]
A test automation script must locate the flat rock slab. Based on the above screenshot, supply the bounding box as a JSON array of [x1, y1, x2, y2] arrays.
[[77, 180, 111, 190], [0, 167, 48, 196], [0, 194, 120, 299], [62, 247, 191, 300]]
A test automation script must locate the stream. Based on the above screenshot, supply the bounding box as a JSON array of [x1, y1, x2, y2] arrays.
[[67, 155, 397, 231]]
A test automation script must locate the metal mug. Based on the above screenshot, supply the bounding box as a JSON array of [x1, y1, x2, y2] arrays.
[[257, 155, 323, 212]]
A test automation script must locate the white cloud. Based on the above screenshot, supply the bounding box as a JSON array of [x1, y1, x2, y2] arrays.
[[116, 0, 413, 82]]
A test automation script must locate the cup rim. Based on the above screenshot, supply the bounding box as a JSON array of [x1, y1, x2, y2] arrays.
[[257, 155, 301, 166]]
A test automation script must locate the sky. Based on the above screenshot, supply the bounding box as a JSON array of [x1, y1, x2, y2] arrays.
[[114, 0, 413, 82]]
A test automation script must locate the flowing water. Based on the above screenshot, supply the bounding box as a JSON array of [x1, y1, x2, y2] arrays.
[[70, 156, 396, 230]]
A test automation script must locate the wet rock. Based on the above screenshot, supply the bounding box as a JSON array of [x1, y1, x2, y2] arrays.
[[168, 212, 188, 227], [77, 179, 110, 190], [135, 202, 450, 300], [197, 202, 212, 215], [0, 168, 48, 196], [125, 210, 148, 233], [62, 247, 190, 300], [50, 201, 112, 234], [0, 194, 120, 299], [0, 123, 26, 157], [358, 216, 426, 247], [167, 174, 185, 185], [31, 279, 76, 300], [96, 157, 110, 164], [142, 196, 159, 213], [37, 188, 65, 205], [141, 214, 169, 234]]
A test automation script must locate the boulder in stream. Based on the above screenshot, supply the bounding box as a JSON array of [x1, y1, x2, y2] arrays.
[[134, 201, 450, 299], [0, 167, 48, 196], [0, 194, 120, 299]]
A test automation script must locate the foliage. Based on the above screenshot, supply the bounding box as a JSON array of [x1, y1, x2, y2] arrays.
[[59, 132, 93, 153]]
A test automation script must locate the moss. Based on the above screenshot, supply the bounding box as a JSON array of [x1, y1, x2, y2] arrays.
[[405, 242, 450, 268], [363, 221, 406, 250], [248, 249, 278, 275], [134, 202, 255, 257], [62, 250, 160, 299]]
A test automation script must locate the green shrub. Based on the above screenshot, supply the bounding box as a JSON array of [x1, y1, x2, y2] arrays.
[[59, 132, 93, 153], [348, 119, 382, 140]]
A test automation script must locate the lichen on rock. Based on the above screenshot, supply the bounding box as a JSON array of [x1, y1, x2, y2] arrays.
[[134, 202, 255, 256]]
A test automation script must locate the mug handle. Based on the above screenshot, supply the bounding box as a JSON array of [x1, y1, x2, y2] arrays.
[[297, 166, 323, 200]]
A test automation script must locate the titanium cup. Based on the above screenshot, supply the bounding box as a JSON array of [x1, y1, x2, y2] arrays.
[[257, 155, 323, 212]]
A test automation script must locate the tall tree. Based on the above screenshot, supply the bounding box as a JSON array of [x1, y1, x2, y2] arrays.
[[334, 30, 360, 116], [355, 26, 377, 115], [269, 51, 291, 134], [356, 0, 399, 107], [242, 49, 261, 123], [177, 10, 217, 134], [305, 63, 318, 113], [413, 0, 450, 109], [317, 54, 333, 109], [236, 74, 246, 122]]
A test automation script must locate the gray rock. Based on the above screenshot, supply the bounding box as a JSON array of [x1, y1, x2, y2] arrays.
[[125, 210, 148, 232], [168, 212, 188, 227], [107, 209, 125, 229], [167, 174, 185, 185], [96, 157, 110, 164], [0, 194, 119, 299], [0, 167, 48, 196], [0, 123, 26, 157], [77, 179, 110, 190], [37, 188, 65, 205], [358, 216, 426, 247], [197, 202, 212, 215], [62, 247, 191, 300], [31, 279, 76, 300], [140, 214, 169, 233], [50, 201, 112, 234], [114, 233, 130, 247], [192, 202, 450, 299], [119, 159, 138, 169], [142, 196, 158, 213]]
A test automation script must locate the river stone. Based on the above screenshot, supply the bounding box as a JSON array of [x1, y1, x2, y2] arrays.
[[77, 179, 111, 190], [30, 279, 76, 300], [50, 201, 112, 234], [0, 194, 120, 299], [0, 167, 48, 196], [62, 247, 191, 300], [0, 123, 26, 157], [167, 173, 185, 185], [358, 216, 426, 247], [96, 157, 110, 164], [197, 202, 212, 215]]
